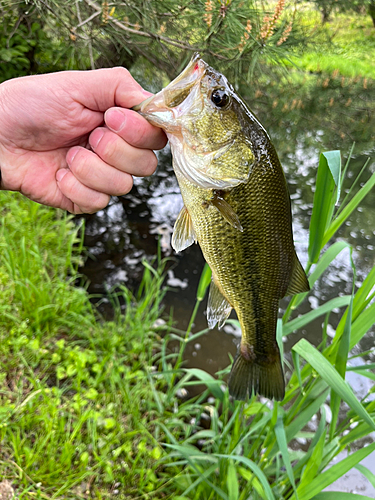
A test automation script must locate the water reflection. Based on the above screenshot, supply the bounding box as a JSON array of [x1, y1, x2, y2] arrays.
[[79, 77, 375, 396]]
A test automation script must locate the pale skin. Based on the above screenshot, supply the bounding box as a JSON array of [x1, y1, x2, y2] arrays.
[[0, 67, 167, 214]]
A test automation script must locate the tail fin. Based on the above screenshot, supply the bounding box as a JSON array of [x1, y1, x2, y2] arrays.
[[228, 346, 285, 401]]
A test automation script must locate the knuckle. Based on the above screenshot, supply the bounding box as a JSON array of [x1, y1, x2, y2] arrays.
[[112, 66, 131, 80]]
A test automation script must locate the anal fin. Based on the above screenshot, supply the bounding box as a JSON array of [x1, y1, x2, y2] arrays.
[[228, 343, 285, 401], [284, 254, 310, 297], [171, 205, 196, 253], [207, 279, 232, 329]]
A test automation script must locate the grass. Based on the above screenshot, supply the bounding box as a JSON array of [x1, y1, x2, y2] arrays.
[[1, 149, 375, 499], [0, 193, 172, 498], [288, 10, 375, 79]]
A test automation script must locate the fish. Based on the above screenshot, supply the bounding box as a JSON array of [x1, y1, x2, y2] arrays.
[[133, 54, 310, 401]]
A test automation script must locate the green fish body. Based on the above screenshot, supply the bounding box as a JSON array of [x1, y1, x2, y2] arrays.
[[134, 55, 309, 400]]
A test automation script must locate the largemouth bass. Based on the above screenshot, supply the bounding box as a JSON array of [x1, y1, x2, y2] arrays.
[[133, 54, 310, 401]]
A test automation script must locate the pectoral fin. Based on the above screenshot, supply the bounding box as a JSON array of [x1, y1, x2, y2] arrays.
[[172, 205, 196, 253], [207, 279, 232, 329], [284, 254, 310, 297], [210, 193, 243, 232]]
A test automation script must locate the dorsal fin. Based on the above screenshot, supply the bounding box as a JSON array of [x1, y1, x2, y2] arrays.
[[284, 254, 310, 297], [207, 278, 232, 329], [210, 193, 243, 232], [171, 205, 196, 253]]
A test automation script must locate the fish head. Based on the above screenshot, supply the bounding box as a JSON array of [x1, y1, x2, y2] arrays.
[[134, 54, 255, 190]]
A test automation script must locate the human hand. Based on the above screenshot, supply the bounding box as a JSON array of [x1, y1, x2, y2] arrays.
[[0, 68, 167, 213]]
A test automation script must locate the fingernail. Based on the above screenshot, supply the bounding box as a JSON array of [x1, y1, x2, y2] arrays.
[[66, 147, 80, 165], [90, 128, 105, 149], [105, 108, 126, 132], [56, 168, 69, 182]]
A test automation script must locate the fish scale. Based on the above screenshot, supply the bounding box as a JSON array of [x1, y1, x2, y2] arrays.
[[134, 54, 310, 400]]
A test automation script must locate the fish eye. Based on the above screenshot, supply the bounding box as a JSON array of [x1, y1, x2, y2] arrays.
[[210, 89, 230, 108]]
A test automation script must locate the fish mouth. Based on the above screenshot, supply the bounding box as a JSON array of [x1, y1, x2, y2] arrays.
[[132, 53, 206, 129]]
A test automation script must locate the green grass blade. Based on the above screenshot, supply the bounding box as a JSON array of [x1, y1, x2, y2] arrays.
[[227, 460, 239, 500], [299, 428, 326, 490], [312, 494, 375, 500], [355, 464, 375, 489], [275, 414, 299, 500], [324, 150, 341, 203], [285, 390, 328, 443], [346, 367, 375, 382], [322, 170, 375, 247], [196, 263, 212, 302], [330, 248, 355, 440], [214, 454, 275, 500], [336, 157, 370, 219], [288, 241, 351, 313], [350, 301, 375, 349], [292, 442, 375, 500], [283, 296, 351, 335], [183, 368, 225, 400], [308, 151, 341, 264], [292, 339, 375, 432], [291, 351, 303, 394]]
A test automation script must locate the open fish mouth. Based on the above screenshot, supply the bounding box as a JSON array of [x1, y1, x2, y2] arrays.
[[132, 53, 207, 129]]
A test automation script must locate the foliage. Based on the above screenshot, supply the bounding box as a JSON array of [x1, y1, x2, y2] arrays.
[[304, 0, 375, 25], [1, 148, 375, 498], [1, 0, 303, 82]]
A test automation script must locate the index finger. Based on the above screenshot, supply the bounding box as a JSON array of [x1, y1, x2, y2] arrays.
[[105, 107, 167, 151]]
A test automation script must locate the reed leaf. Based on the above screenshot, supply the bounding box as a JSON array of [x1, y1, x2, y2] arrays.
[[355, 464, 375, 489], [275, 412, 299, 500], [322, 170, 375, 248], [283, 295, 351, 335], [308, 151, 341, 264], [292, 339, 375, 432], [291, 442, 375, 500]]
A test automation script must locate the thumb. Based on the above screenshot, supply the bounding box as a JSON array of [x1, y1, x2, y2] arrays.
[[66, 67, 152, 111]]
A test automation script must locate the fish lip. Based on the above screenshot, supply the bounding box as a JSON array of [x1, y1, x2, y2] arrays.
[[132, 54, 207, 119]]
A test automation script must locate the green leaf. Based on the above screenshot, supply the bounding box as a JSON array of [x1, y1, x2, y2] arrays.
[[292, 339, 375, 432], [308, 151, 341, 263], [323, 150, 341, 203], [299, 429, 326, 489], [355, 464, 375, 489], [196, 263, 212, 301], [330, 248, 355, 440], [227, 460, 239, 500], [183, 368, 224, 400], [350, 301, 375, 349], [214, 454, 275, 500], [312, 494, 375, 500], [285, 390, 328, 444], [291, 351, 303, 393], [322, 170, 375, 247], [275, 413, 299, 500], [291, 442, 375, 500], [283, 296, 351, 336]]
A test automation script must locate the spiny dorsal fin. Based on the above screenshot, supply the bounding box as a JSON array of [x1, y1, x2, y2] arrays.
[[284, 254, 310, 297], [207, 278, 232, 329], [171, 205, 196, 253], [210, 193, 243, 232]]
